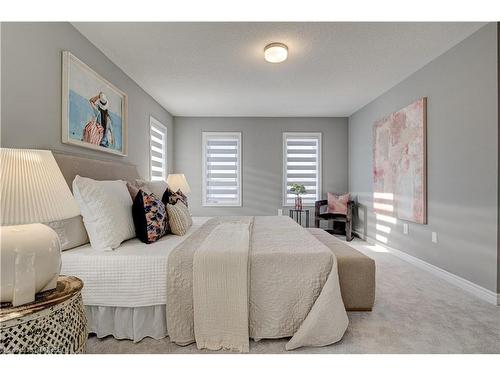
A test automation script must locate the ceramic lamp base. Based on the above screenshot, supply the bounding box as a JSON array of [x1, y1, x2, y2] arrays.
[[0, 223, 61, 306]]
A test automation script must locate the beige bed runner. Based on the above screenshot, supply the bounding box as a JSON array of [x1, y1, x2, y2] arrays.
[[166, 216, 348, 352], [193, 222, 251, 352]]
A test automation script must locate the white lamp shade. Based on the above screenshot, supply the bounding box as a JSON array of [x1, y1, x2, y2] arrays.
[[1, 148, 81, 225], [167, 174, 191, 194]]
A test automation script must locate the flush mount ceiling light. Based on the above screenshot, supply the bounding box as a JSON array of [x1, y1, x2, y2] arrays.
[[264, 42, 288, 63]]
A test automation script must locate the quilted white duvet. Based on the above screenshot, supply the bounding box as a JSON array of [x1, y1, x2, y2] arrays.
[[61, 217, 210, 307]]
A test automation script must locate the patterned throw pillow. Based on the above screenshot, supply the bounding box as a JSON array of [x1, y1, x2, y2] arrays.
[[132, 190, 168, 244], [166, 201, 192, 236], [327, 192, 350, 215], [162, 187, 188, 207]]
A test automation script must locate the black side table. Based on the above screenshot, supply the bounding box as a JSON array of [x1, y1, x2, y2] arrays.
[[289, 209, 310, 227]]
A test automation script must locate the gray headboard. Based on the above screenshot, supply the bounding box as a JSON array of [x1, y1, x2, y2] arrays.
[[53, 151, 141, 189]]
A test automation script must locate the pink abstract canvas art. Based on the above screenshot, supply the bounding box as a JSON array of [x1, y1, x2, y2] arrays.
[[373, 98, 427, 224]]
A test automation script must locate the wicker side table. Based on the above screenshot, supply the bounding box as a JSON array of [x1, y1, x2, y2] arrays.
[[0, 276, 87, 354]]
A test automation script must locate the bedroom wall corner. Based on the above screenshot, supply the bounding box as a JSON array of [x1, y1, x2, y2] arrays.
[[0, 22, 174, 179]]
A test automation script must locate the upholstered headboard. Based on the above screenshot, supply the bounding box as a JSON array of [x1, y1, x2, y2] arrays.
[[53, 151, 141, 189]]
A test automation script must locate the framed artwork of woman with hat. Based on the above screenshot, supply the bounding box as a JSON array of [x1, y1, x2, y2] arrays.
[[62, 51, 128, 156]]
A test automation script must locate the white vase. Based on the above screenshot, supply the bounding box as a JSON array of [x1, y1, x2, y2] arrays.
[[0, 223, 61, 306]]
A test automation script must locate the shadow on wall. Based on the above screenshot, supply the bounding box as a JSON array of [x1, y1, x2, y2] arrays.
[[353, 198, 368, 239], [190, 165, 281, 216], [243, 165, 282, 214], [352, 192, 497, 286]]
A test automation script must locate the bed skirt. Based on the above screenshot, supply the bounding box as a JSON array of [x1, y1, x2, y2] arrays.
[[86, 305, 167, 343]]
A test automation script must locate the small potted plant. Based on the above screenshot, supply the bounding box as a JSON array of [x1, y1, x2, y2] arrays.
[[289, 183, 306, 210]]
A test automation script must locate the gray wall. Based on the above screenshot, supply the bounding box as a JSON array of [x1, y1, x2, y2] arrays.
[[174, 117, 348, 217], [1, 23, 173, 179], [497, 23, 500, 294], [349, 23, 499, 293]]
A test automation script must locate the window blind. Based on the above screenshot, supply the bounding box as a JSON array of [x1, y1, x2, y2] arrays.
[[283, 132, 322, 206], [149, 117, 167, 182], [202, 132, 242, 206]]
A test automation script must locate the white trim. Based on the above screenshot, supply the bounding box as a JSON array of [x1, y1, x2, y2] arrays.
[[358, 233, 500, 306], [282, 132, 322, 207], [149, 116, 167, 181], [202, 131, 242, 207]]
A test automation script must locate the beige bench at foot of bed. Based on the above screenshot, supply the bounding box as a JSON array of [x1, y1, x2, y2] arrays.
[[308, 228, 375, 311]]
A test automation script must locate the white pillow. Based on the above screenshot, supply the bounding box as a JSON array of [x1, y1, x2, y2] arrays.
[[135, 179, 168, 198], [72, 175, 135, 250]]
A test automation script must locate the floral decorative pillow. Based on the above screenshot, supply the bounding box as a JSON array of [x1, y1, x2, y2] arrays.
[[132, 190, 168, 244], [162, 187, 188, 207]]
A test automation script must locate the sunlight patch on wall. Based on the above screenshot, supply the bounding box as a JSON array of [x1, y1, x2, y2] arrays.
[[373, 192, 396, 244], [375, 223, 391, 234], [373, 192, 394, 200], [375, 213, 397, 224], [373, 202, 394, 212]]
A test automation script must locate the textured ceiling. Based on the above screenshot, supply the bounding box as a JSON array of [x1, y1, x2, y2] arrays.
[[73, 22, 485, 117]]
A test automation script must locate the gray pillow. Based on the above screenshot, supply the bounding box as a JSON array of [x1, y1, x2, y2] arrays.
[[46, 216, 89, 251], [135, 179, 168, 199]]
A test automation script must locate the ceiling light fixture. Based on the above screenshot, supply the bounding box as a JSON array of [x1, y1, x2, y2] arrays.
[[264, 42, 288, 63]]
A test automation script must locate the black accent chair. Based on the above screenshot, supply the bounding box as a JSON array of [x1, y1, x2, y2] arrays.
[[314, 198, 354, 242]]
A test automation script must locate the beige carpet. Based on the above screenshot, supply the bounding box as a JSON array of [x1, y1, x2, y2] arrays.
[[86, 238, 500, 354]]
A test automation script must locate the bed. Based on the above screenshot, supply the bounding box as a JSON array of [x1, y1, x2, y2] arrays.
[[62, 216, 210, 341], [55, 152, 348, 351]]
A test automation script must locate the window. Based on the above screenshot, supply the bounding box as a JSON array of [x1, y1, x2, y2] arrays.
[[283, 132, 322, 206], [202, 132, 242, 206], [149, 116, 167, 181]]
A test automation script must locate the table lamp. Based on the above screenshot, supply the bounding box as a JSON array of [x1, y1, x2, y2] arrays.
[[0, 148, 80, 306], [166, 173, 191, 194]]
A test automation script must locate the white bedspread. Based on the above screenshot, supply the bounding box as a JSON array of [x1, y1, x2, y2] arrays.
[[167, 216, 349, 351], [61, 217, 210, 307]]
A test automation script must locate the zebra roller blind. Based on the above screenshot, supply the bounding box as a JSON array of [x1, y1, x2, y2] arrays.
[[283, 132, 322, 206], [202, 132, 242, 206], [149, 117, 167, 182]]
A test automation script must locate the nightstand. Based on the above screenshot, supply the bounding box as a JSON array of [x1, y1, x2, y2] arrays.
[[288, 208, 310, 227], [0, 276, 87, 354]]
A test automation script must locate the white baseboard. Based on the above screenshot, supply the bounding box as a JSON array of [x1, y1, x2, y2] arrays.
[[354, 231, 500, 306]]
